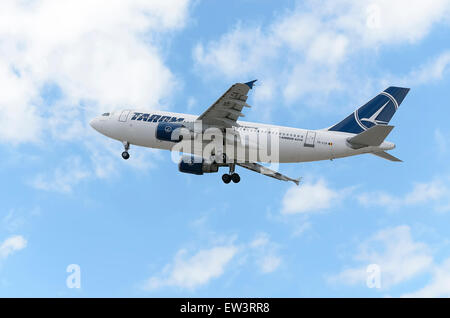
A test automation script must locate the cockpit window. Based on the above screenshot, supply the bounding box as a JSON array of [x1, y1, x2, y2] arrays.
[[102, 113, 110, 116]]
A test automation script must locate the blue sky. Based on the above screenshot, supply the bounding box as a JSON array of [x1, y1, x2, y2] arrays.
[[1, 0, 450, 297]]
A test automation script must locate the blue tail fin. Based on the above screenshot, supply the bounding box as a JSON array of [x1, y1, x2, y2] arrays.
[[328, 87, 410, 134]]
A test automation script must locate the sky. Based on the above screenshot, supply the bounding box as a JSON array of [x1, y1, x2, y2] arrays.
[[1, 0, 450, 297]]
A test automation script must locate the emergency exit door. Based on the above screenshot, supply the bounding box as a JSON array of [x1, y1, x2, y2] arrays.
[[304, 131, 316, 148]]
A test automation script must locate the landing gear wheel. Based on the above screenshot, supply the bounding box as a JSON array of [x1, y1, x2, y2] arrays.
[[231, 173, 240, 183], [222, 174, 231, 184], [121, 141, 130, 160]]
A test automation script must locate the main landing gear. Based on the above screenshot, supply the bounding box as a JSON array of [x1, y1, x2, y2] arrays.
[[122, 141, 130, 160], [222, 163, 240, 184]]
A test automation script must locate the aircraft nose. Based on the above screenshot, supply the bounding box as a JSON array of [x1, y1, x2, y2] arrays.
[[89, 118, 101, 132]]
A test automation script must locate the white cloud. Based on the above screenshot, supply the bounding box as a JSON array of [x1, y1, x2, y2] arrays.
[[2, 209, 27, 233], [144, 245, 237, 290], [331, 224, 450, 297], [0, 0, 191, 144], [260, 255, 282, 274], [281, 178, 342, 215], [30, 156, 90, 193], [143, 232, 284, 291], [186, 97, 197, 112], [404, 181, 447, 205], [249, 233, 282, 274], [193, 0, 450, 107], [330, 225, 433, 289], [270, 10, 349, 64], [249, 233, 270, 249], [0, 235, 27, 260], [85, 140, 121, 180], [193, 26, 277, 80], [358, 179, 450, 212], [403, 258, 450, 297], [435, 129, 448, 155], [414, 51, 450, 83], [85, 136, 163, 179], [394, 50, 450, 86], [253, 79, 275, 104], [332, 0, 450, 45], [193, 14, 350, 104], [29, 139, 163, 193]]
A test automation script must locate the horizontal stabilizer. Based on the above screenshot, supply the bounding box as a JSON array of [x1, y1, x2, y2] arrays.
[[347, 125, 394, 148], [372, 151, 402, 162]]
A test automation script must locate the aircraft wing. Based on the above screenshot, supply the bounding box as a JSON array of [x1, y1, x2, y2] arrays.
[[197, 80, 257, 128], [237, 162, 301, 185], [371, 151, 402, 162]]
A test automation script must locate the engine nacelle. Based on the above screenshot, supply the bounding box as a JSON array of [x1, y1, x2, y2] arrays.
[[178, 155, 219, 175], [156, 122, 184, 142]]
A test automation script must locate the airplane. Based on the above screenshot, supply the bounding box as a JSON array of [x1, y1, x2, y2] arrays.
[[89, 80, 409, 185]]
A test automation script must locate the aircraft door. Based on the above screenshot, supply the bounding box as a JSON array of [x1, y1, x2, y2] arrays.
[[304, 131, 316, 148], [119, 110, 130, 122]]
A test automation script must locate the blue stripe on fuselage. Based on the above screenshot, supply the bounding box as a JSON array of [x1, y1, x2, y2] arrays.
[[130, 112, 184, 123]]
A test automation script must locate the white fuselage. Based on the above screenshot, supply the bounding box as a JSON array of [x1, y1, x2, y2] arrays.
[[90, 110, 395, 163]]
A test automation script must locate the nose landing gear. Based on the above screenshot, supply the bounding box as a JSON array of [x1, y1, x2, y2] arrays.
[[122, 141, 130, 160]]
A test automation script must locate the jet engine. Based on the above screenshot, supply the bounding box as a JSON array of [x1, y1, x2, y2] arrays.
[[155, 122, 184, 142], [178, 155, 219, 175]]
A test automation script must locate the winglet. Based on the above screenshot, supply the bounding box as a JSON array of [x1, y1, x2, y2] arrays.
[[244, 80, 257, 89], [286, 176, 301, 186]]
